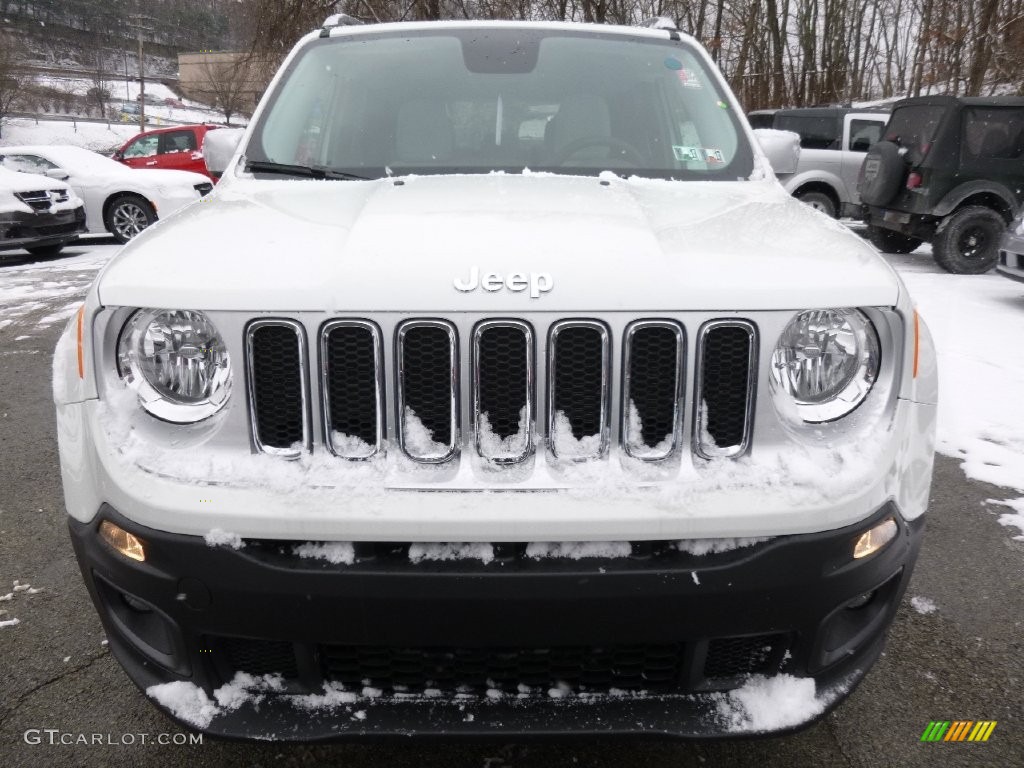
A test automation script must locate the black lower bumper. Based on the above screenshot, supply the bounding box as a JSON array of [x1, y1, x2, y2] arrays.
[[0, 205, 86, 251], [68, 502, 923, 740]]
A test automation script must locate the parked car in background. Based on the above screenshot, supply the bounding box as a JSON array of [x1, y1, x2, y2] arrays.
[[763, 107, 889, 218], [113, 124, 221, 179], [0, 166, 86, 258], [998, 213, 1024, 283], [0, 146, 212, 243], [859, 96, 1024, 272], [747, 109, 777, 129]]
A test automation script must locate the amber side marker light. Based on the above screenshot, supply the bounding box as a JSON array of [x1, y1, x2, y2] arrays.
[[76, 304, 85, 379], [854, 518, 898, 559], [99, 521, 146, 562]]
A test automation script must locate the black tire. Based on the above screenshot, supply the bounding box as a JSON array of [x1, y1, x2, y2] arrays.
[[867, 226, 924, 254], [795, 190, 838, 218], [933, 206, 1006, 274], [859, 140, 905, 206], [24, 243, 66, 258], [105, 194, 156, 243]]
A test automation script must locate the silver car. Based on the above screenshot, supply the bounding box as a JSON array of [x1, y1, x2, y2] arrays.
[[998, 214, 1024, 283]]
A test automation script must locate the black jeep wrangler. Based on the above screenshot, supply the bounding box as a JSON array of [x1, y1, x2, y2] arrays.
[[859, 96, 1024, 273]]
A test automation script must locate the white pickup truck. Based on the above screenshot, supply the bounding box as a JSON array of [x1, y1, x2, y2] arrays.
[[768, 107, 890, 219], [53, 17, 937, 740]]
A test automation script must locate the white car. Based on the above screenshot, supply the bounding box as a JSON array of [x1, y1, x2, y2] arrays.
[[0, 145, 212, 243], [54, 18, 937, 740], [0, 166, 86, 257]]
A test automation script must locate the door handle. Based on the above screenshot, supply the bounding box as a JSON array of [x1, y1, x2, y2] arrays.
[[146, 161, 157, 166]]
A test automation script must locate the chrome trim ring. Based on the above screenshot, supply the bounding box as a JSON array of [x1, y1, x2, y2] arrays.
[[244, 318, 312, 459], [693, 319, 758, 459], [547, 319, 611, 460], [621, 319, 685, 461], [319, 319, 385, 460], [395, 319, 460, 464], [472, 319, 535, 464]]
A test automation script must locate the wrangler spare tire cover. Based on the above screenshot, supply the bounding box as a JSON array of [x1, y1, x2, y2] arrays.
[[858, 140, 905, 206]]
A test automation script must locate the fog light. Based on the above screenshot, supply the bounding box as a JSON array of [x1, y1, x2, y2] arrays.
[[100, 521, 146, 562], [846, 590, 875, 609], [853, 518, 897, 559], [122, 593, 153, 613]]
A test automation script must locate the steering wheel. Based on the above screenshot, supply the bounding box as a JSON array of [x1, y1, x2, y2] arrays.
[[551, 137, 646, 167]]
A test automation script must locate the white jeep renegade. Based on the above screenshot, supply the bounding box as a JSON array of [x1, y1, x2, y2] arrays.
[[53, 17, 938, 740]]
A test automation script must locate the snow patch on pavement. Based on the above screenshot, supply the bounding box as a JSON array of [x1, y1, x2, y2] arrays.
[[910, 596, 938, 615]]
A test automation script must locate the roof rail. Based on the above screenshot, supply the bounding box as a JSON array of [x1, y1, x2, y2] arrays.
[[320, 13, 363, 37], [639, 16, 678, 32]]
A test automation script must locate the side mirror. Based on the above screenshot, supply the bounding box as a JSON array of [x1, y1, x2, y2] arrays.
[[45, 168, 70, 181], [203, 128, 245, 176], [753, 128, 801, 175]]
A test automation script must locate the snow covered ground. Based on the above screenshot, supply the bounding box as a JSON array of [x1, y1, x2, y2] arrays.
[[0, 117, 139, 153]]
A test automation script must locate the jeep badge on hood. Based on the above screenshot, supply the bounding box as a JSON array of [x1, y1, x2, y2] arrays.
[[454, 267, 553, 298]]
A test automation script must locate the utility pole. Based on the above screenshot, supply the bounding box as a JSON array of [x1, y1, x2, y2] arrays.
[[128, 11, 153, 132]]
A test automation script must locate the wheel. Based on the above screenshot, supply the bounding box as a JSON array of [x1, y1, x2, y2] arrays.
[[858, 140, 905, 206], [933, 206, 1005, 274], [796, 190, 837, 218], [867, 226, 924, 254], [551, 137, 646, 166], [105, 194, 156, 243], [24, 243, 65, 258]]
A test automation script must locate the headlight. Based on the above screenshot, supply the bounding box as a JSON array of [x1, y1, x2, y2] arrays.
[[769, 308, 879, 422], [117, 309, 231, 422]]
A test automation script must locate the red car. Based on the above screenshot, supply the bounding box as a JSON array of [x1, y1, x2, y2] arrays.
[[113, 124, 221, 180]]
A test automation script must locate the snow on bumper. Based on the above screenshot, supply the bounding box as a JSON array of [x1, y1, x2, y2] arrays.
[[55, 390, 936, 541]]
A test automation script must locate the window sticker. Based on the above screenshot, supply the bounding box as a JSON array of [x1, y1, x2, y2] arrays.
[[664, 57, 683, 71], [703, 148, 725, 164], [677, 68, 702, 88], [673, 145, 704, 162]]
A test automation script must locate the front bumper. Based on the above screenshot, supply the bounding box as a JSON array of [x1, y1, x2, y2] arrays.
[[70, 502, 922, 740], [997, 232, 1024, 283], [0, 205, 86, 251]]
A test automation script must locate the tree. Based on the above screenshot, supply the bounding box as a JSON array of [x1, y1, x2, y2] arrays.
[[0, 33, 30, 139], [195, 54, 256, 125]]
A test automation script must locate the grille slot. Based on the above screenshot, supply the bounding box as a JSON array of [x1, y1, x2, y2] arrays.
[[694, 321, 757, 458], [246, 320, 309, 456], [321, 321, 383, 458], [548, 321, 610, 459], [622, 321, 684, 460], [15, 190, 52, 211], [220, 636, 299, 679], [703, 633, 787, 679], [320, 643, 684, 695], [397, 320, 459, 462], [473, 321, 533, 462]]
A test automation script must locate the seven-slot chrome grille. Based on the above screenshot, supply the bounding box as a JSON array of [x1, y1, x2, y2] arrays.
[[244, 317, 757, 464]]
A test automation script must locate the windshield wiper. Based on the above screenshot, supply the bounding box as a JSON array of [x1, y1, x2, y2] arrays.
[[245, 160, 370, 181]]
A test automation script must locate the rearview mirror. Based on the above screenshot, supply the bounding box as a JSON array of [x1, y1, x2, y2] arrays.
[[45, 168, 70, 181], [753, 128, 801, 175], [203, 128, 245, 178]]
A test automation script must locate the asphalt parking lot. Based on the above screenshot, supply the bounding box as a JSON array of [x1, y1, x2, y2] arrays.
[[0, 239, 1021, 767]]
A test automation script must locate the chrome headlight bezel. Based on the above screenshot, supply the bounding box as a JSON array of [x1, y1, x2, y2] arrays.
[[769, 308, 880, 423], [116, 308, 232, 423]]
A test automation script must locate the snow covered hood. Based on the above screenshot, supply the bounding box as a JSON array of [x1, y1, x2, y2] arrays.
[[97, 174, 900, 311], [0, 166, 68, 195]]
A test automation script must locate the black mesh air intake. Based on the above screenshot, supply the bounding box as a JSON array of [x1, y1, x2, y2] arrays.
[[627, 325, 681, 450], [699, 324, 755, 451], [703, 633, 787, 679], [551, 324, 606, 441], [219, 637, 299, 679], [400, 323, 455, 449], [324, 324, 380, 450], [249, 323, 305, 450], [320, 643, 684, 695], [477, 324, 529, 439]]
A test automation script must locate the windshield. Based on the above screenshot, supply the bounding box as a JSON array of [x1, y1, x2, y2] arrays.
[[247, 27, 753, 180]]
